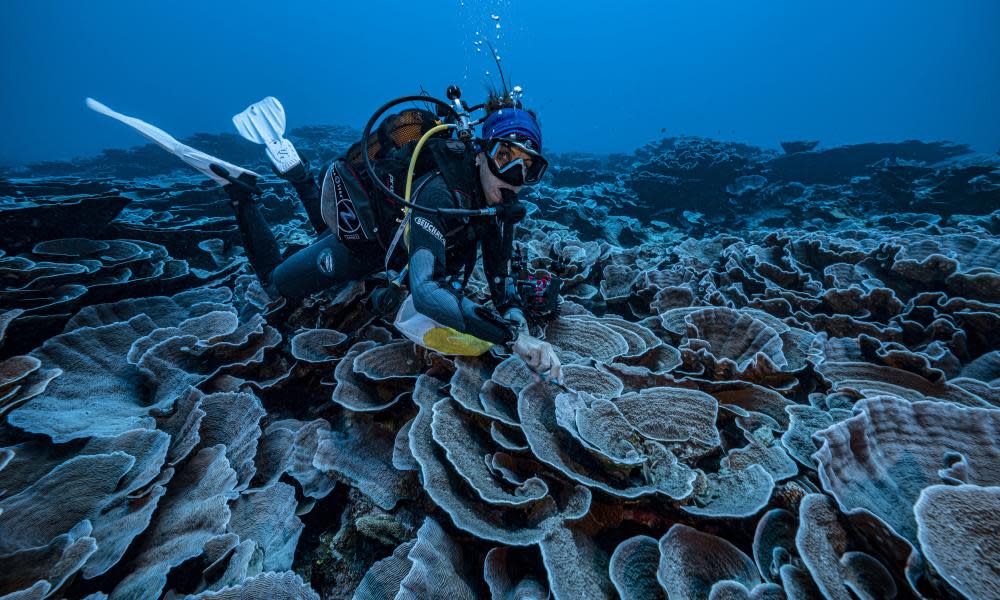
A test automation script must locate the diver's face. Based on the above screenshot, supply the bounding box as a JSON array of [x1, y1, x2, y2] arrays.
[[478, 152, 522, 206]]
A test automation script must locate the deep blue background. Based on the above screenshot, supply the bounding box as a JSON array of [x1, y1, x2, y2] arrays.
[[2, 0, 998, 164]]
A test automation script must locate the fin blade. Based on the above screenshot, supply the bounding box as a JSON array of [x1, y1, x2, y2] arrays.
[[232, 113, 264, 144], [232, 96, 301, 174], [87, 97, 258, 185], [261, 96, 287, 136], [87, 97, 186, 153], [232, 96, 286, 143]]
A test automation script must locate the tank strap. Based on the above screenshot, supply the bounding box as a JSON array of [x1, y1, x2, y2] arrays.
[[383, 171, 438, 277]]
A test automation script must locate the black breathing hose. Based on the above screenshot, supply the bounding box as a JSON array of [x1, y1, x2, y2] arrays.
[[498, 188, 526, 270]]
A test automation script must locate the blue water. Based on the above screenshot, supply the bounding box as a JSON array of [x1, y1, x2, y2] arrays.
[[2, 0, 998, 164]]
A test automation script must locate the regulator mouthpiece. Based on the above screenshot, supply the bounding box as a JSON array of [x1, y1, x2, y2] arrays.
[[499, 189, 526, 223]]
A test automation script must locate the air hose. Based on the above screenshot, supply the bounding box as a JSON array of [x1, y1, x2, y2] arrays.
[[400, 122, 524, 275], [403, 121, 525, 226], [405, 123, 455, 207]]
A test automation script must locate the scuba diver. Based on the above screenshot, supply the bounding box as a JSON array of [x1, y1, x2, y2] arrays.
[[87, 85, 564, 384]]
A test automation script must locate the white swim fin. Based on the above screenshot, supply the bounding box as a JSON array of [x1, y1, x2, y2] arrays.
[[86, 98, 259, 186], [232, 96, 303, 175]]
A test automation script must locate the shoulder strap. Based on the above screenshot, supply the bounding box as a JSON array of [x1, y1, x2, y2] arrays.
[[383, 171, 438, 277]]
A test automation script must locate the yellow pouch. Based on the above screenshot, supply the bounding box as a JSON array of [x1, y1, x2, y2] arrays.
[[393, 295, 494, 356]]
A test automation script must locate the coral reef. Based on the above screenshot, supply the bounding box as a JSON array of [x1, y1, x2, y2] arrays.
[[1, 128, 999, 598]]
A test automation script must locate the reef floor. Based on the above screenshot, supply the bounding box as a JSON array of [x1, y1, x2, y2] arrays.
[[1, 130, 999, 599]]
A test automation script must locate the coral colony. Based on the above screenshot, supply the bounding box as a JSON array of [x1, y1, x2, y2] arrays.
[[1, 128, 999, 599]]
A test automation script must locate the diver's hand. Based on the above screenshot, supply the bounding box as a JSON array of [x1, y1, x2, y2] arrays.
[[503, 308, 529, 334], [513, 333, 563, 385]]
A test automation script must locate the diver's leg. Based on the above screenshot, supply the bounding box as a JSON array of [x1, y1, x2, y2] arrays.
[[235, 97, 326, 234], [282, 160, 327, 234], [268, 235, 379, 300], [224, 176, 284, 284]]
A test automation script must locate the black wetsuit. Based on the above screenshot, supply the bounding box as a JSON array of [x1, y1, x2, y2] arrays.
[[225, 151, 523, 345]]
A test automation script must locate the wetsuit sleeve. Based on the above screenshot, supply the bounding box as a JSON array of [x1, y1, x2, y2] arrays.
[[406, 177, 515, 345]]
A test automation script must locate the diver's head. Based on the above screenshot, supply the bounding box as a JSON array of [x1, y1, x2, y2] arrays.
[[477, 154, 519, 206], [477, 105, 547, 206]]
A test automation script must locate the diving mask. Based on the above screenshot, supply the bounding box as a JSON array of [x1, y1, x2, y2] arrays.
[[486, 137, 548, 186]]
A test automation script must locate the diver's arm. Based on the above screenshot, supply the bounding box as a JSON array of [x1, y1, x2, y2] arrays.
[[406, 207, 561, 380], [280, 159, 327, 234], [408, 249, 515, 344], [409, 246, 562, 380], [405, 180, 516, 344]]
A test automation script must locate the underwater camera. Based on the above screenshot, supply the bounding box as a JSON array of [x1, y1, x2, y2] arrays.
[[510, 245, 562, 323]]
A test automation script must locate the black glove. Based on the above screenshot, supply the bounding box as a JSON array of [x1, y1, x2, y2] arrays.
[[473, 305, 519, 344]]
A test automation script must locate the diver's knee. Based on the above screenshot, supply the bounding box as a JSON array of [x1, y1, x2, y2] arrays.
[[314, 246, 338, 280], [266, 245, 338, 300]]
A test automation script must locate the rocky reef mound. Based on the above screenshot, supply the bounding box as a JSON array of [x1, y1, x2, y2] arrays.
[[1, 129, 999, 599], [542, 137, 998, 244]]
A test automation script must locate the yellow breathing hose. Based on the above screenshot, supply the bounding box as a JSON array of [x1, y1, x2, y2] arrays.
[[391, 122, 455, 284], [393, 122, 495, 356], [404, 123, 455, 207]]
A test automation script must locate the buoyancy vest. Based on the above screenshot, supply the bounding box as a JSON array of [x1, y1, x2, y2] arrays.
[[319, 129, 482, 251]]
